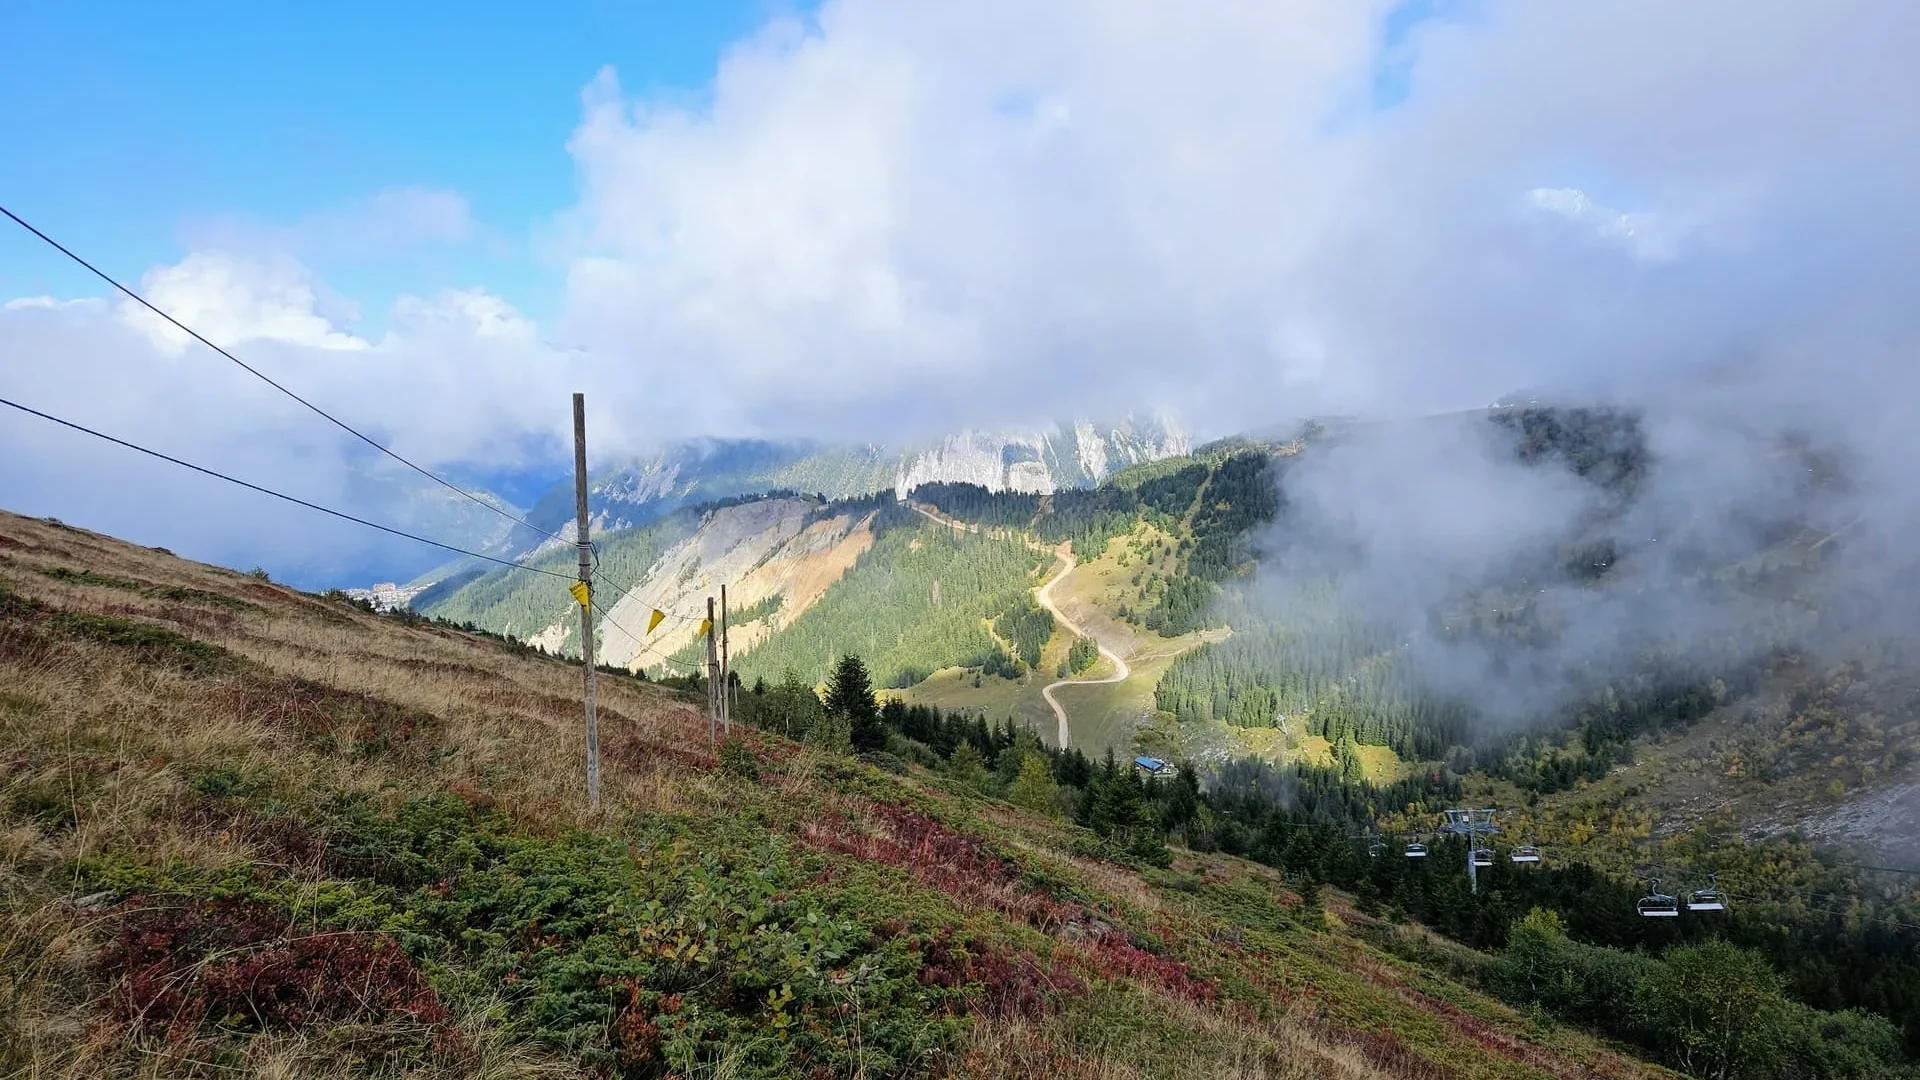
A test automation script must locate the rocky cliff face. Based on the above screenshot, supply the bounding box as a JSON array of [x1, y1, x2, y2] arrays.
[[592, 496, 877, 672], [515, 417, 1188, 559], [890, 417, 1190, 496]]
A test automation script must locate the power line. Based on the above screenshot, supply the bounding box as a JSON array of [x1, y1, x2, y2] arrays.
[[0, 395, 572, 581], [0, 203, 569, 548], [582, 545, 716, 629], [1847, 863, 1920, 879], [1725, 891, 1920, 935], [590, 599, 709, 676]]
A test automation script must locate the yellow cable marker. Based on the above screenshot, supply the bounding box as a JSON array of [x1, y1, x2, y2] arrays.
[[568, 581, 590, 607], [647, 609, 666, 634], [696, 617, 712, 638]]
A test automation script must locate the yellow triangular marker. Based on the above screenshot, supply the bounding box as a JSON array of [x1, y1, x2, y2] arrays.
[[647, 609, 666, 634], [568, 581, 590, 607], [697, 617, 712, 638]]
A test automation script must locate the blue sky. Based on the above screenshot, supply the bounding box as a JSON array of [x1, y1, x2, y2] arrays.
[[0, 0, 795, 326]]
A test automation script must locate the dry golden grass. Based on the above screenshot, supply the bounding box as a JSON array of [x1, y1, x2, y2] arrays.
[[0, 514, 724, 1077], [951, 988, 1399, 1080]]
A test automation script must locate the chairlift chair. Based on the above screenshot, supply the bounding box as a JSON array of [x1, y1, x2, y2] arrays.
[[1687, 874, 1727, 913], [1510, 836, 1542, 864], [1471, 847, 1495, 868], [1404, 841, 1429, 859], [1637, 879, 1680, 918], [1367, 836, 1384, 858]]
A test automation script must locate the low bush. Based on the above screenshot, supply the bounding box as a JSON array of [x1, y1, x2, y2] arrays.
[[100, 896, 455, 1055], [718, 737, 760, 781]]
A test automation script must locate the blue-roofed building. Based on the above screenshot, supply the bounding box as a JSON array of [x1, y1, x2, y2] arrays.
[[1133, 755, 1173, 777]]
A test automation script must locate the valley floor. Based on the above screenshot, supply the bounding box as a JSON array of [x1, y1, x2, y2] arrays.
[[899, 502, 1225, 760]]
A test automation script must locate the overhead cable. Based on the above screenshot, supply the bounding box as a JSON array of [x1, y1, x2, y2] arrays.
[[0, 395, 572, 580], [0, 203, 569, 547]]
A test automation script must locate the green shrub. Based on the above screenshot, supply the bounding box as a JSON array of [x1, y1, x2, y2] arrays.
[[190, 765, 257, 799], [318, 796, 965, 1076], [885, 735, 942, 770], [718, 738, 760, 781], [49, 612, 235, 674]]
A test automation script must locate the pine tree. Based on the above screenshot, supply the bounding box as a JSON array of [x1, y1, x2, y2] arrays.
[[947, 741, 989, 790], [826, 655, 885, 752], [1011, 755, 1059, 817]]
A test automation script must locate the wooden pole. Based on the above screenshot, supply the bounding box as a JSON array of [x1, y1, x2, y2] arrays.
[[706, 595, 719, 744], [720, 583, 731, 735], [572, 393, 600, 809]]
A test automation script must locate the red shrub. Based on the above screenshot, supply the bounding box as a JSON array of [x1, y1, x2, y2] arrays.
[[100, 897, 452, 1047], [802, 804, 1053, 924], [229, 677, 440, 752], [1324, 1026, 1460, 1080], [182, 803, 323, 868], [606, 977, 664, 1069], [803, 804, 1219, 1005], [1076, 932, 1217, 1005], [910, 929, 1083, 1019], [606, 731, 718, 773]]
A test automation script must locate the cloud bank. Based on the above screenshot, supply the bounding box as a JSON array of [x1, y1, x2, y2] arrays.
[[2, 0, 1916, 583]]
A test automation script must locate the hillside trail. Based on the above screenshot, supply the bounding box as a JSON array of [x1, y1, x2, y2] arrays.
[[905, 501, 1129, 748]]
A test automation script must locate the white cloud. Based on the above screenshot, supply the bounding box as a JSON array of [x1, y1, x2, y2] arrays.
[[389, 288, 538, 342], [3, 296, 107, 313], [0, 249, 572, 583], [551, 0, 1920, 439], [1524, 187, 1685, 263], [121, 252, 370, 354], [6, 0, 1920, 584]]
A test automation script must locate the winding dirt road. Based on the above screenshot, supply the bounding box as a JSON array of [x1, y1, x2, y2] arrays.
[[906, 501, 1129, 748], [1033, 549, 1129, 749]]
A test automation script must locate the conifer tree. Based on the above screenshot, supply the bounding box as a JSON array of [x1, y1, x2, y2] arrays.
[[825, 655, 885, 752], [1011, 755, 1059, 817]]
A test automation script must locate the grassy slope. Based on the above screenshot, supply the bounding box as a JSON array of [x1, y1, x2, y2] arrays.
[[0, 508, 1676, 1080]]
